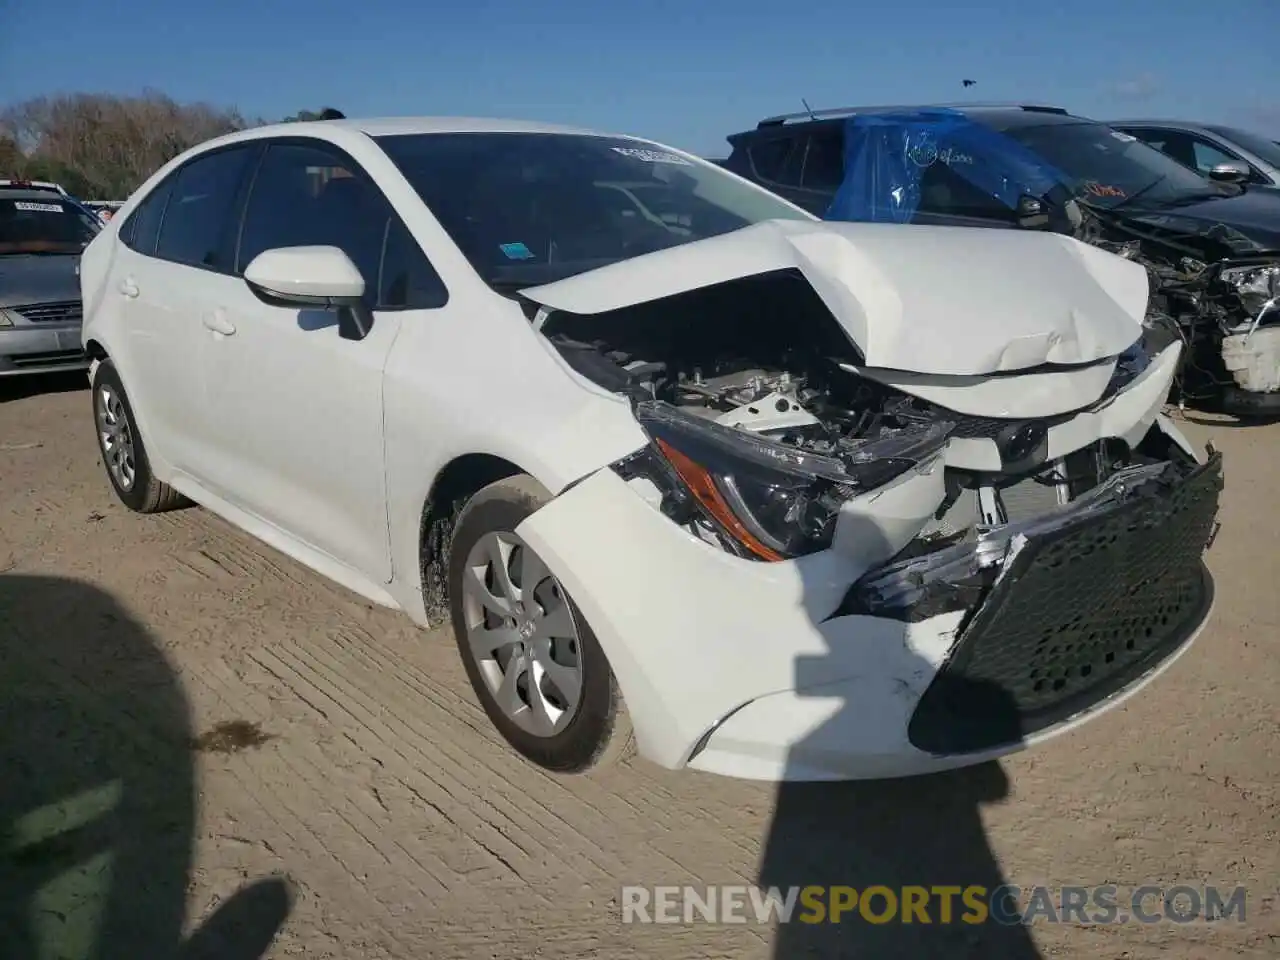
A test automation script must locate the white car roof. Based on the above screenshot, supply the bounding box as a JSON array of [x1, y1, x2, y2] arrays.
[[207, 116, 633, 148]]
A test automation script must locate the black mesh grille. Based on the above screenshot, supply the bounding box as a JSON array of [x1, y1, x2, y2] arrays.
[[908, 452, 1222, 755]]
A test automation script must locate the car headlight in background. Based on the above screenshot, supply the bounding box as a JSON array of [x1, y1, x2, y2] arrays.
[[614, 400, 951, 561], [1220, 263, 1280, 319]]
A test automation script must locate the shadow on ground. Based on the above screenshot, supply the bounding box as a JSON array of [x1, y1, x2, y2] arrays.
[[0, 574, 293, 960], [755, 522, 1043, 958], [0, 370, 90, 405]]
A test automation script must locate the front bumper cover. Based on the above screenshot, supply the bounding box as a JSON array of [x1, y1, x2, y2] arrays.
[[845, 451, 1223, 755]]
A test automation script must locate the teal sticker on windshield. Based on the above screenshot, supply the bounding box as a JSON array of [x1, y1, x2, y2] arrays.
[[499, 241, 534, 260]]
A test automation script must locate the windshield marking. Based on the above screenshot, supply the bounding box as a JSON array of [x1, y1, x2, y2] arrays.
[[12, 201, 65, 213], [609, 146, 692, 165]]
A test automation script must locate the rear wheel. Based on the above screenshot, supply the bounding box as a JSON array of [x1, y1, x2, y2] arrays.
[[92, 361, 188, 513], [447, 475, 633, 773]]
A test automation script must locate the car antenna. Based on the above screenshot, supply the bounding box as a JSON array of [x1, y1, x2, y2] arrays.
[[800, 98, 817, 120]]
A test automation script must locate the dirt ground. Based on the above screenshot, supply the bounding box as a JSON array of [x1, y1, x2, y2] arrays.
[[1, 371, 1276, 959]]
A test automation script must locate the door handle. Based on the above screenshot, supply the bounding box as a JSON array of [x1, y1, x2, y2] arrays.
[[118, 277, 139, 299], [201, 310, 236, 336]]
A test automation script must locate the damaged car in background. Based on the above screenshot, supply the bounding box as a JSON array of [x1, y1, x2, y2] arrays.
[[80, 119, 1222, 782], [721, 103, 1280, 416]]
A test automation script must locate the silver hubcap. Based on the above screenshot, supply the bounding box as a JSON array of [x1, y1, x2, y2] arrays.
[[96, 384, 136, 491], [462, 531, 584, 737]]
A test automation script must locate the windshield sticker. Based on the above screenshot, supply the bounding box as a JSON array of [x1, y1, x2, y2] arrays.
[[1110, 130, 1138, 143], [499, 241, 535, 260], [1082, 181, 1127, 199], [12, 201, 63, 213], [611, 146, 692, 166]]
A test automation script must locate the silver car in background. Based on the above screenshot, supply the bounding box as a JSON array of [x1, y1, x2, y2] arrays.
[[0, 182, 101, 377], [1110, 119, 1280, 188]]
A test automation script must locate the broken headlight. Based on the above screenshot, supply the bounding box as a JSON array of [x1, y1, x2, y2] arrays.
[[614, 400, 950, 561], [1220, 263, 1280, 320]]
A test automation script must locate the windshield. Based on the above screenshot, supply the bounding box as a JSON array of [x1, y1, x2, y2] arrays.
[[0, 195, 101, 254], [1205, 125, 1280, 170], [375, 132, 812, 288], [1000, 121, 1227, 209]]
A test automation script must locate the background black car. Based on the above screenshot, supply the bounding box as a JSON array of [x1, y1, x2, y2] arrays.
[[719, 104, 1280, 415]]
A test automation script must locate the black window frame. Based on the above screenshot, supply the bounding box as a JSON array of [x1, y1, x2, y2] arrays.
[[232, 136, 449, 312], [150, 142, 262, 275]]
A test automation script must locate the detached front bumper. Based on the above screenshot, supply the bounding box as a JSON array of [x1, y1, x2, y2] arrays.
[[1220, 325, 1280, 414], [516, 445, 1222, 782]]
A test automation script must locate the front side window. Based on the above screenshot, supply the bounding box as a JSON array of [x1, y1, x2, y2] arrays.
[[0, 194, 100, 255], [375, 132, 811, 290], [237, 141, 446, 309], [155, 147, 254, 269], [1204, 125, 1280, 170]]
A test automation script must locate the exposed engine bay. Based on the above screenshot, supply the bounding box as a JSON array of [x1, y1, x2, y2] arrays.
[[1069, 200, 1280, 411], [538, 269, 1192, 564]]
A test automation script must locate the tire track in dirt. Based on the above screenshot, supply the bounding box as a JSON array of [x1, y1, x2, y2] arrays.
[[250, 641, 561, 896], [298, 630, 692, 882], [326, 624, 767, 871], [193, 658, 478, 905]]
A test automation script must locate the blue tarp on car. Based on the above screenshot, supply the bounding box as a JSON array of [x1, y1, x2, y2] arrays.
[[825, 107, 1072, 223]]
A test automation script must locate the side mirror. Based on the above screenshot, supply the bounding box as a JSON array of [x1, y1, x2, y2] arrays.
[[243, 245, 373, 341], [1015, 194, 1049, 230], [1208, 162, 1249, 184]]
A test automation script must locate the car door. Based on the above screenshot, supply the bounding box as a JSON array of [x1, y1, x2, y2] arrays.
[[195, 138, 445, 582], [112, 144, 258, 476]]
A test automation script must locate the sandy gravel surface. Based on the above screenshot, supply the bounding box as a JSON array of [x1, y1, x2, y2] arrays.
[[1, 371, 1276, 959]]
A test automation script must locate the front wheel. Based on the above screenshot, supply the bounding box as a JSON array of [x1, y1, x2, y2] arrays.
[[447, 475, 633, 773], [91, 360, 188, 513]]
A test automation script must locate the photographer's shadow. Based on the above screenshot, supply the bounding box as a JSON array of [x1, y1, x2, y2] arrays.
[[757, 520, 1044, 958], [0, 574, 293, 960]]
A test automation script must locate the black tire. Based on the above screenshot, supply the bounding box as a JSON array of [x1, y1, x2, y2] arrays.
[[91, 360, 188, 514], [448, 474, 634, 773]]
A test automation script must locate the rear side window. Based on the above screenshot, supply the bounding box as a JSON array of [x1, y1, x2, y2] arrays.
[[749, 138, 793, 181], [238, 140, 447, 310], [802, 132, 845, 191], [121, 178, 173, 256], [155, 147, 253, 270]]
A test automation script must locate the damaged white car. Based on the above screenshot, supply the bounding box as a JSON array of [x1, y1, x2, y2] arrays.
[[79, 118, 1223, 781]]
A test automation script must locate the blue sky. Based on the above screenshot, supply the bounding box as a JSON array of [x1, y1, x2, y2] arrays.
[[4, 0, 1278, 156]]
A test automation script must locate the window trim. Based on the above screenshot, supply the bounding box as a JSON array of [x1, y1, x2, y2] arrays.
[[230, 135, 449, 311]]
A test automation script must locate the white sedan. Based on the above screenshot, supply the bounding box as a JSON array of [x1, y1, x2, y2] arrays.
[[80, 117, 1222, 781]]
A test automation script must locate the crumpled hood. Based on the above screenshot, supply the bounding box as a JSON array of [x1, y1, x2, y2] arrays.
[[521, 219, 1148, 376], [0, 253, 82, 308]]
